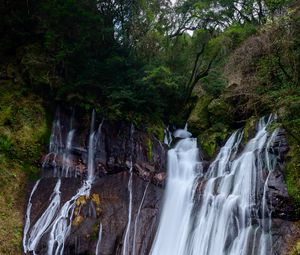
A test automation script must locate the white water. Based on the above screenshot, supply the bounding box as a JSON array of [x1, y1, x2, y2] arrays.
[[42, 111, 63, 175], [173, 125, 192, 139], [47, 180, 92, 255], [164, 126, 173, 146], [152, 116, 278, 255], [62, 129, 75, 177], [95, 223, 103, 255], [151, 137, 200, 255], [23, 110, 103, 254], [122, 124, 135, 255], [23, 180, 40, 253], [132, 182, 150, 255], [26, 179, 61, 253], [47, 111, 98, 255]]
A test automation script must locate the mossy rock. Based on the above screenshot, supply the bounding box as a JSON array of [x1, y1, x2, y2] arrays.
[[72, 215, 84, 226], [289, 240, 300, 255], [188, 95, 213, 135], [76, 196, 87, 207], [147, 138, 153, 161], [0, 69, 49, 254], [91, 193, 101, 206], [198, 125, 231, 158], [243, 116, 258, 142], [284, 136, 300, 209], [146, 121, 164, 141]]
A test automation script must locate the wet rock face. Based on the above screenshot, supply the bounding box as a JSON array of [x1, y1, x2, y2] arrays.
[[265, 128, 299, 220], [28, 173, 162, 255], [41, 119, 168, 186], [26, 115, 166, 255], [27, 112, 300, 255]]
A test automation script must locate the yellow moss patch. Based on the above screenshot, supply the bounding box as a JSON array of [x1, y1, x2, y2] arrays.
[[91, 193, 101, 206], [72, 215, 84, 226], [76, 195, 87, 207], [289, 240, 300, 255]]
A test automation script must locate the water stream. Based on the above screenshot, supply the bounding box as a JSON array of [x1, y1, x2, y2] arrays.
[[23, 110, 103, 255], [23, 112, 281, 255], [122, 124, 135, 255], [151, 116, 278, 255], [23, 180, 40, 253], [132, 182, 150, 255]]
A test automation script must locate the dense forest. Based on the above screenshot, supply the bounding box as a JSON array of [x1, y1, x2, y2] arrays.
[[0, 0, 300, 254]]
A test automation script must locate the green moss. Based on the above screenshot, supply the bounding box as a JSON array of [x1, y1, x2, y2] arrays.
[[0, 66, 49, 254], [198, 125, 230, 158], [188, 95, 213, 135], [146, 121, 164, 141], [284, 136, 300, 210], [243, 116, 258, 141], [289, 240, 300, 255], [147, 138, 153, 161]]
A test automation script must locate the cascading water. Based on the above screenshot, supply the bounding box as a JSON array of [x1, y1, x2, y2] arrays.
[[26, 179, 62, 253], [151, 116, 279, 255], [47, 110, 98, 255], [132, 182, 150, 255], [42, 110, 63, 176], [23, 180, 40, 253], [122, 124, 135, 255], [95, 223, 103, 255], [62, 129, 75, 177], [23, 110, 104, 255], [151, 129, 200, 255], [164, 126, 173, 146]]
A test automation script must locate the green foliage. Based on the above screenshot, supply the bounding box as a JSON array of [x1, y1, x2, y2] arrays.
[[198, 124, 230, 158], [0, 135, 12, 153], [0, 66, 49, 254]]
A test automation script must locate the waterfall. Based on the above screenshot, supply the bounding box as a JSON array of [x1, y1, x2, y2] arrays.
[[95, 223, 103, 255], [151, 130, 200, 255], [62, 129, 75, 177], [23, 110, 104, 255], [47, 110, 98, 255], [47, 181, 92, 255], [151, 116, 278, 255], [23, 180, 40, 253], [87, 109, 96, 181], [43, 110, 63, 176], [164, 126, 173, 146], [122, 124, 135, 255], [26, 179, 62, 253], [132, 182, 150, 255]]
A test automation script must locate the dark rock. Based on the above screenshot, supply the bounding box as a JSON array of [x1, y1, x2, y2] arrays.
[[30, 173, 162, 255], [40, 120, 168, 187]]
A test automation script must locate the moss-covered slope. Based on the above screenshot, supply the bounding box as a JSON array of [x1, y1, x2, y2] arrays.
[[0, 63, 49, 254]]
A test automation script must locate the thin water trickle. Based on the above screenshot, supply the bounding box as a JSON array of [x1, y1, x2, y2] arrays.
[[164, 126, 173, 146], [132, 182, 150, 255], [47, 110, 99, 255], [23, 180, 40, 253], [62, 129, 75, 177], [27, 179, 61, 253], [95, 223, 103, 255], [122, 124, 135, 255], [23, 110, 104, 255]]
